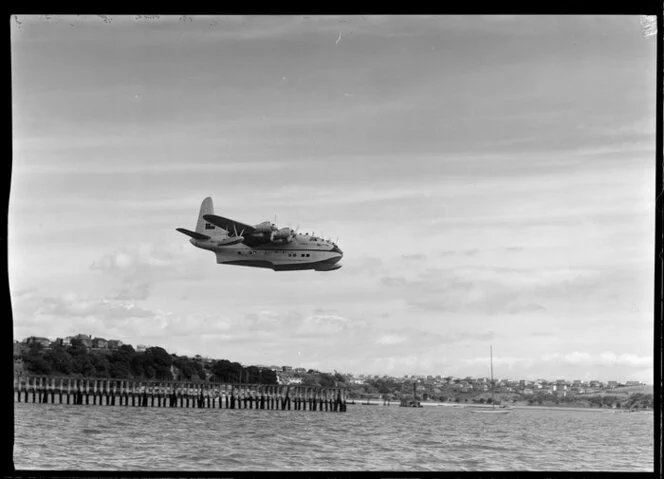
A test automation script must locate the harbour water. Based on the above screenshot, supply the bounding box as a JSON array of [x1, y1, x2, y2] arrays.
[[13, 402, 654, 471]]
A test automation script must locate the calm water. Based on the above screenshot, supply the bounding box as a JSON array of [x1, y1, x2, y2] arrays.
[[13, 403, 654, 471]]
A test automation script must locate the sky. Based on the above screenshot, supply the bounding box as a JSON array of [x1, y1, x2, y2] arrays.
[[10, 15, 657, 383]]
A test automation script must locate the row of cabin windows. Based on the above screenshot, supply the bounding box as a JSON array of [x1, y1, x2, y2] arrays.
[[238, 251, 311, 257]]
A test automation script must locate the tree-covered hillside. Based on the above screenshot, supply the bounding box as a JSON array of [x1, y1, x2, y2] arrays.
[[19, 339, 277, 384]]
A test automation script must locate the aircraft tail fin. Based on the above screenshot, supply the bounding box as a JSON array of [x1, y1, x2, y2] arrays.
[[195, 197, 225, 236]]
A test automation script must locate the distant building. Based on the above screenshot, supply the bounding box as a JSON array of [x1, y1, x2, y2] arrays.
[[107, 340, 123, 350], [63, 336, 73, 347], [607, 381, 618, 388], [136, 344, 147, 352], [293, 367, 307, 374], [625, 380, 641, 386], [26, 336, 51, 348], [92, 337, 108, 349], [282, 366, 293, 372], [74, 334, 93, 348]]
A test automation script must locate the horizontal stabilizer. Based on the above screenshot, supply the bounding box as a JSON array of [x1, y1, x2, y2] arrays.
[[176, 228, 211, 240]]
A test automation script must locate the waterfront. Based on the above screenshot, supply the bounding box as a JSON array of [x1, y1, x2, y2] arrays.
[[14, 402, 653, 471]]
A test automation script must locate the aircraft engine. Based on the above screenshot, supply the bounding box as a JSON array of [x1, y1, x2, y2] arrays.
[[271, 227, 295, 243], [254, 221, 276, 233]]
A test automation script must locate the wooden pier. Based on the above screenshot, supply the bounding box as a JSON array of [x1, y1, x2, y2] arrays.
[[13, 376, 347, 412]]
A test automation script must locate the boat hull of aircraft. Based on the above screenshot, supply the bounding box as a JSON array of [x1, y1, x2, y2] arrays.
[[220, 257, 342, 272]]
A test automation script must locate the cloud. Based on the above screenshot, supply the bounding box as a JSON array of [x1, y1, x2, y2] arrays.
[[505, 303, 546, 314], [401, 254, 426, 261], [91, 242, 186, 271], [34, 293, 154, 320], [540, 351, 653, 368], [376, 334, 406, 345], [12, 288, 234, 351], [380, 276, 407, 287], [113, 281, 153, 301], [245, 310, 302, 332], [296, 313, 353, 337]]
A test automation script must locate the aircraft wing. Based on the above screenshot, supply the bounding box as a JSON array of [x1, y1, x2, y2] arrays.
[[202, 214, 256, 236]]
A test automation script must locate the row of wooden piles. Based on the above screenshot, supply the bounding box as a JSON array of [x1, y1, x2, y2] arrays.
[[13, 376, 347, 412]]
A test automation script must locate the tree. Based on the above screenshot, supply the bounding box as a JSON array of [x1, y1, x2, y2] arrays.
[[43, 348, 74, 375], [24, 355, 52, 375], [319, 373, 336, 388], [109, 361, 131, 379], [67, 338, 88, 357], [145, 347, 173, 380], [90, 354, 110, 377], [210, 359, 242, 383]]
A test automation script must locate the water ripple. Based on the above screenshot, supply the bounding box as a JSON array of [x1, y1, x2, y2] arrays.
[[13, 403, 654, 471]]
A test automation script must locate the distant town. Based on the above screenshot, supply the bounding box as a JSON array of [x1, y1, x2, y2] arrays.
[[14, 334, 652, 409]]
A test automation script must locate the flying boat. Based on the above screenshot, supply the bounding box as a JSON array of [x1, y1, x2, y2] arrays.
[[176, 197, 343, 271]]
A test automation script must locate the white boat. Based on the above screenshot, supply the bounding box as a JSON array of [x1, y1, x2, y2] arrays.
[[468, 346, 513, 415]]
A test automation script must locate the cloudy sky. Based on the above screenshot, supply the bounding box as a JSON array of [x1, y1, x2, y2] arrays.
[[10, 15, 656, 382]]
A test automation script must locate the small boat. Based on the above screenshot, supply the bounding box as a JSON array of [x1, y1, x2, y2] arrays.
[[468, 346, 512, 415]]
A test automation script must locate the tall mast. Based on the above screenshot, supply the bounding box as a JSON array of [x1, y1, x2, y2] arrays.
[[490, 345, 495, 409]]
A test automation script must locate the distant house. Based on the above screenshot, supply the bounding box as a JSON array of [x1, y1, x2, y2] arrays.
[[523, 388, 534, 395], [607, 381, 618, 389], [74, 334, 93, 348], [107, 340, 123, 350], [63, 336, 73, 347], [625, 380, 641, 387], [282, 366, 293, 372], [293, 367, 307, 374], [92, 338, 108, 349], [136, 344, 147, 352], [26, 336, 51, 348]]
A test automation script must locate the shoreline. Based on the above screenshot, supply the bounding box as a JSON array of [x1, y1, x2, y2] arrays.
[[347, 400, 653, 413]]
